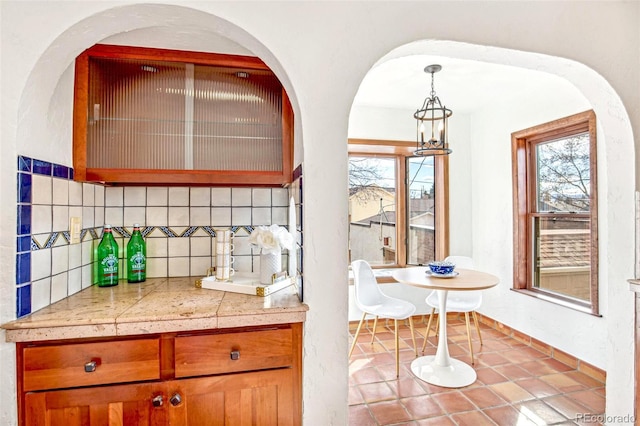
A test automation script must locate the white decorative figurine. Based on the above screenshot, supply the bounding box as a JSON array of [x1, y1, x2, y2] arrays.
[[249, 225, 294, 284]]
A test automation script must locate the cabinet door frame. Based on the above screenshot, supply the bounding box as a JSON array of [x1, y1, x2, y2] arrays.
[[73, 44, 294, 186], [24, 381, 166, 426]]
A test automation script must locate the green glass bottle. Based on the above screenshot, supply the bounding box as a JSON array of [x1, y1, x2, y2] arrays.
[[127, 224, 146, 283], [97, 225, 119, 287]]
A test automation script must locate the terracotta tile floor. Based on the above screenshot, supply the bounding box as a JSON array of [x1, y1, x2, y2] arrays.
[[348, 316, 605, 425]]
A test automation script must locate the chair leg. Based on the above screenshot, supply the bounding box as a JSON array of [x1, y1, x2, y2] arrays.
[[408, 316, 417, 357], [472, 311, 483, 346], [435, 313, 440, 338], [349, 312, 367, 358], [464, 312, 474, 365], [422, 307, 436, 353], [394, 319, 400, 377], [370, 316, 379, 344]]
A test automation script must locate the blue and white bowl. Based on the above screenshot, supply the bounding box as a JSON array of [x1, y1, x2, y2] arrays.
[[428, 261, 456, 275]]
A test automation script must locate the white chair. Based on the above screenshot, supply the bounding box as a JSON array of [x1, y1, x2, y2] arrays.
[[421, 255, 483, 364], [349, 260, 418, 377]]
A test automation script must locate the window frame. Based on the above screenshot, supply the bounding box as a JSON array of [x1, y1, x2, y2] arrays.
[[348, 138, 449, 268], [511, 110, 599, 315]]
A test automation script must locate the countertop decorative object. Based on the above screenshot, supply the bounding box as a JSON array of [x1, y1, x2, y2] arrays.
[[2, 276, 308, 343], [197, 271, 296, 296], [249, 224, 294, 284]]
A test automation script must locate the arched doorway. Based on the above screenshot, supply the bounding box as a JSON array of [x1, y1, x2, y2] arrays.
[[347, 40, 635, 421]]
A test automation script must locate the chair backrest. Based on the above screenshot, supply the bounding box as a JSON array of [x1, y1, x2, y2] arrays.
[[444, 255, 474, 269], [351, 260, 385, 308]]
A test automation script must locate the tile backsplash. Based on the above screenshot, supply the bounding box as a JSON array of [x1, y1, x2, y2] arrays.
[[16, 156, 292, 318]]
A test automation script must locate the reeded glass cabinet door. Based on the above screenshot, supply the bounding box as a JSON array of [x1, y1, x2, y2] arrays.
[[87, 58, 188, 170], [74, 44, 292, 185]]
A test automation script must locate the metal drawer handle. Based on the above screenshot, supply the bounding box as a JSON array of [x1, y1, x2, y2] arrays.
[[230, 350, 240, 361], [152, 395, 164, 407], [170, 392, 182, 406], [84, 360, 97, 373]]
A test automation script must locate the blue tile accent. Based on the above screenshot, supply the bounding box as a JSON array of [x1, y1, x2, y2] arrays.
[[30, 237, 40, 251], [17, 235, 31, 252], [299, 176, 303, 204], [18, 156, 32, 172], [53, 164, 69, 179], [112, 226, 129, 238], [16, 252, 31, 285], [32, 159, 52, 176], [159, 226, 177, 237], [44, 232, 59, 248], [17, 172, 32, 204], [17, 204, 31, 235], [181, 226, 197, 237], [202, 226, 216, 237], [141, 226, 154, 237], [69, 168, 74, 180], [16, 284, 31, 318]]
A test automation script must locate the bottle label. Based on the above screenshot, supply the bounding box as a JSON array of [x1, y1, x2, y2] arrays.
[[101, 254, 118, 276], [130, 252, 146, 272]]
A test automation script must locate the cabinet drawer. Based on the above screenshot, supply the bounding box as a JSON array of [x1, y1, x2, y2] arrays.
[[23, 338, 160, 391], [175, 327, 293, 378]]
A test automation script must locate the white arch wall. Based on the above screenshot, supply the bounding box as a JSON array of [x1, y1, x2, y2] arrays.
[[348, 51, 604, 358], [1, 2, 637, 425]]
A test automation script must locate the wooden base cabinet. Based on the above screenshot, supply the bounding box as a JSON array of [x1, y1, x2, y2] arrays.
[[25, 369, 295, 425], [18, 324, 302, 426]]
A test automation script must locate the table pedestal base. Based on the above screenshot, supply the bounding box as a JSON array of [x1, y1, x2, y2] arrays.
[[411, 356, 477, 388]]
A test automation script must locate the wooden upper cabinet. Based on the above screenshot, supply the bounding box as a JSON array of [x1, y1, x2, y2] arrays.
[[73, 44, 293, 186]]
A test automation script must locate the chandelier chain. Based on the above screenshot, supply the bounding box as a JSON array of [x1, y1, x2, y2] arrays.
[[430, 71, 436, 99]]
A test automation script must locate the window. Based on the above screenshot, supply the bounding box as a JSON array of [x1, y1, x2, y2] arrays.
[[407, 156, 437, 265], [348, 139, 448, 268], [348, 155, 398, 266], [511, 111, 599, 315]]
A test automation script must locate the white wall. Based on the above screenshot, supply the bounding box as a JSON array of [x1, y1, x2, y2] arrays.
[[349, 105, 415, 141], [1, 2, 638, 425]]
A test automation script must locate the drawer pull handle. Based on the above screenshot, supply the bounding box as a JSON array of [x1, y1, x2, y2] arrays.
[[170, 392, 182, 406], [230, 350, 240, 361], [84, 361, 97, 373], [152, 395, 164, 407]]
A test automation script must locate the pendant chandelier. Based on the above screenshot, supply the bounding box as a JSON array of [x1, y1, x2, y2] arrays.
[[414, 64, 453, 156]]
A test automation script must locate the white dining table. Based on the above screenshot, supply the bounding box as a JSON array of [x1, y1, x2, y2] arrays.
[[392, 267, 499, 388]]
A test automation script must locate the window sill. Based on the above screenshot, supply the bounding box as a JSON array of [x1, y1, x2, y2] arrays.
[[510, 288, 601, 317]]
